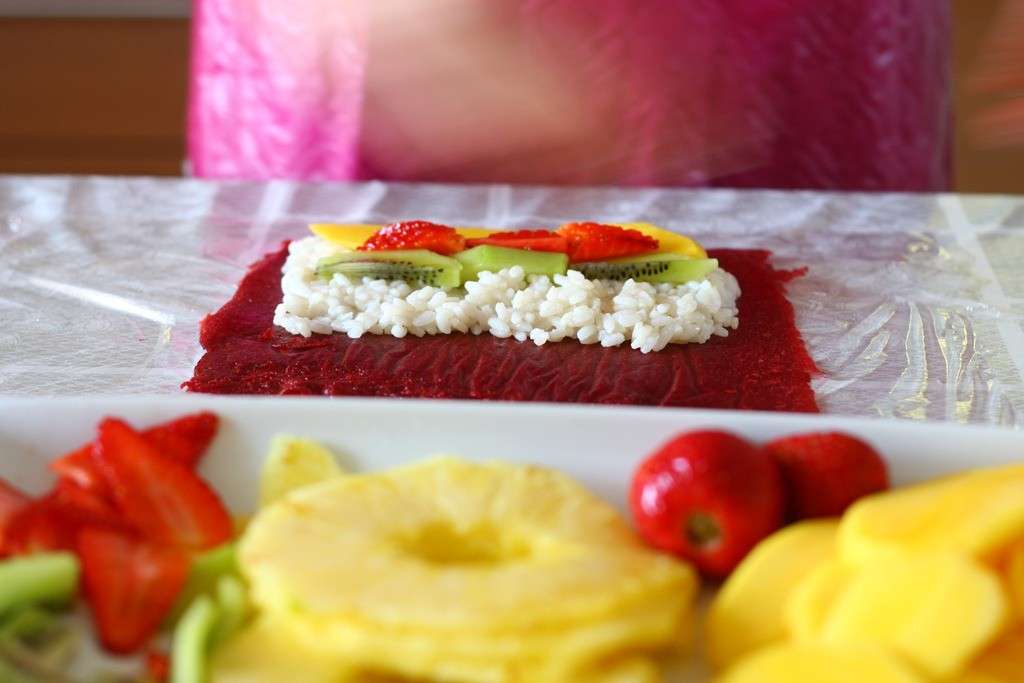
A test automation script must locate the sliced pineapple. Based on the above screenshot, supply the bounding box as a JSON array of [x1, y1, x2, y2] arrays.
[[259, 434, 344, 508], [239, 456, 696, 682]]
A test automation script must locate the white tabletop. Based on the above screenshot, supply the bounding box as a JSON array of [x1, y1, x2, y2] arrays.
[[1, 175, 1022, 426]]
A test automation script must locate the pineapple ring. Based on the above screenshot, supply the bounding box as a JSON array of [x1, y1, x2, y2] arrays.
[[241, 457, 696, 634]]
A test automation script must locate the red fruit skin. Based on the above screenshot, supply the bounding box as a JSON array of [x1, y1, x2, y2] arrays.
[[764, 432, 889, 519], [0, 479, 31, 556], [93, 418, 233, 550], [145, 650, 171, 683], [78, 527, 190, 654], [630, 430, 785, 578], [557, 222, 659, 263], [359, 220, 466, 255]]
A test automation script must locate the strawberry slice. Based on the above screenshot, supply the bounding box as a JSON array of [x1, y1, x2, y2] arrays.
[[93, 418, 233, 550], [50, 411, 221, 498], [145, 650, 171, 683], [359, 220, 466, 255], [0, 478, 29, 556], [78, 527, 190, 654], [557, 222, 659, 263], [142, 411, 220, 470], [465, 229, 569, 253], [3, 482, 124, 556]]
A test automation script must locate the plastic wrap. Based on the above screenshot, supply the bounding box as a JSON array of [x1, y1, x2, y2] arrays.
[[1, 176, 1022, 425], [189, 0, 951, 191]]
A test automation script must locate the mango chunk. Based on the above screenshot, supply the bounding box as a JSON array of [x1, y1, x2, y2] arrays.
[[613, 222, 708, 259], [839, 464, 1024, 564], [706, 519, 838, 668], [260, 435, 343, 507], [784, 559, 856, 642], [956, 627, 1024, 683], [805, 552, 1007, 678], [714, 643, 924, 683]]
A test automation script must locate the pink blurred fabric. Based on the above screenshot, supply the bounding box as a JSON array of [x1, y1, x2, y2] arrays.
[[189, 0, 951, 191]]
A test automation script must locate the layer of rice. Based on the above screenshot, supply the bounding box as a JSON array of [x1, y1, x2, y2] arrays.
[[273, 237, 740, 353]]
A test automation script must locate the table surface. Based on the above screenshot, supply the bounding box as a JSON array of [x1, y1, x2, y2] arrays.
[[2, 175, 1023, 426]]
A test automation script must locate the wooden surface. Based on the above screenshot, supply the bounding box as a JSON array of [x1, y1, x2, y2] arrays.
[[0, 9, 1020, 192]]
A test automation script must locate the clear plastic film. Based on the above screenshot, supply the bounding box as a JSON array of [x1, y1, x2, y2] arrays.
[[1, 176, 1023, 426]]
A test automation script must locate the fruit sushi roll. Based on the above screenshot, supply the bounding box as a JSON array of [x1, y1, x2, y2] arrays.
[[186, 221, 817, 410]]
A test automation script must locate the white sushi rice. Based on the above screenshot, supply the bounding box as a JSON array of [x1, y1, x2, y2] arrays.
[[273, 237, 741, 353]]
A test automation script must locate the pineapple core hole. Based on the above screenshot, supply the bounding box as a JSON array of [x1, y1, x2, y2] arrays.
[[399, 521, 533, 566]]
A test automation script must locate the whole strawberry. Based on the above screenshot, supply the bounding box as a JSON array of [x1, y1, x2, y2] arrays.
[[630, 431, 785, 579], [763, 432, 889, 519]]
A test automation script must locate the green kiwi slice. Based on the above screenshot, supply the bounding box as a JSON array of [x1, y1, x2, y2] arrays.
[[454, 245, 568, 283], [315, 249, 462, 289], [574, 254, 719, 284]]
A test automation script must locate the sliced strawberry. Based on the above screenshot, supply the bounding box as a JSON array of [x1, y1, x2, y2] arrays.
[[0, 478, 30, 556], [145, 650, 171, 683], [51, 443, 111, 500], [93, 418, 233, 550], [3, 482, 123, 556], [359, 220, 466, 255], [78, 527, 190, 654], [142, 411, 220, 470], [3, 494, 79, 555], [466, 229, 569, 253], [51, 412, 220, 495], [557, 222, 659, 263]]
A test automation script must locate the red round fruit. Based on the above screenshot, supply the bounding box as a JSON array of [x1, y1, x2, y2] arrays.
[[763, 431, 889, 520], [629, 430, 785, 578]]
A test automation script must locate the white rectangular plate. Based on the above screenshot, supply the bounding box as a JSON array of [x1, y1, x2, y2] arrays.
[[1, 396, 1023, 681]]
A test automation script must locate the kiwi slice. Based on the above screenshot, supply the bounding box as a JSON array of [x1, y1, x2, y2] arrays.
[[316, 249, 462, 289], [454, 245, 568, 282], [574, 254, 719, 284]]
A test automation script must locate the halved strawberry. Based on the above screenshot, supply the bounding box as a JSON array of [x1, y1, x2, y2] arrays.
[[50, 411, 220, 497], [465, 229, 569, 253], [557, 222, 659, 263], [93, 418, 233, 550], [0, 478, 29, 556], [358, 220, 466, 255], [78, 527, 190, 654]]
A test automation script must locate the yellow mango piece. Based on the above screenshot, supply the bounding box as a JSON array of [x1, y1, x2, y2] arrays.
[[784, 559, 857, 642], [309, 223, 382, 249], [958, 627, 1024, 683], [309, 223, 492, 249], [260, 435, 343, 507], [613, 222, 708, 259], [706, 519, 838, 668], [715, 643, 924, 683], [839, 464, 1024, 564], [812, 552, 1008, 678]]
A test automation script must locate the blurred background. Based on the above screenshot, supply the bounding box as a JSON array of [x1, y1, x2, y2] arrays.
[[0, 0, 1021, 193]]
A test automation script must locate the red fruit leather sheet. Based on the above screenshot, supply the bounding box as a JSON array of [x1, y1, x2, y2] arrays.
[[184, 244, 818, 412]]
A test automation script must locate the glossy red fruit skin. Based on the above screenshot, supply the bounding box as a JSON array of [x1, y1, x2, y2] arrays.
[[557, 222, 659, 263], [763, 432, 889, 519], [630, 430, 785, 579]]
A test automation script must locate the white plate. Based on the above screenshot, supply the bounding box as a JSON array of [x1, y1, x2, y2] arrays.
[[2, 396, 1023, 681]]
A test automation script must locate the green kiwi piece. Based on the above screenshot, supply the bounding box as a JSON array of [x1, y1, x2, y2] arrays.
[[574, 254, 719, 284], [454, 245, 568, 283], [315, 249, 462, 289]]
